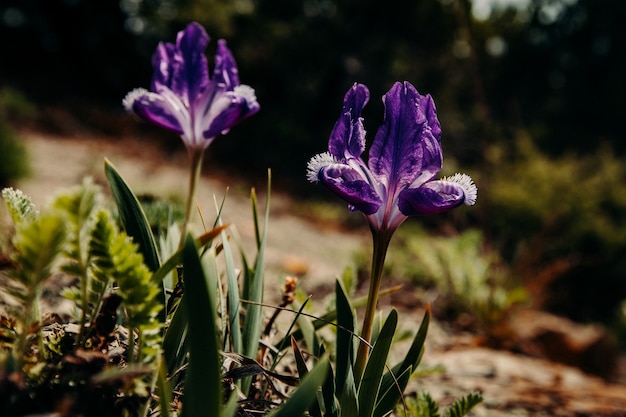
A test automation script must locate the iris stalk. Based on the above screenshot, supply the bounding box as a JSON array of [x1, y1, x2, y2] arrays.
[[354, 227, 393, 383], [179, 148, 204, 250]]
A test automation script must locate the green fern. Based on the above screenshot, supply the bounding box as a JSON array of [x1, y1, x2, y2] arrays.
[[9, 212, 67, 365], [397, 391, 482, 417], [52, 178, 101, 341], [84, 209, 118, 327], [107, 231, 163, 363], [2, 187, 38, 224], [443, 392, 483, 417], [400, 392, 440, 417]]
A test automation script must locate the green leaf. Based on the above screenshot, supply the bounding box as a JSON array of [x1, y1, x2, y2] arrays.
[[219, 223, 242, 354], [339, 363, 359, 417], [443, 392, 483, 417], [104, 159, 161, 272], [180, 234, 222, 417], [358, 309, 397, 417], [267, 356, 329, 417], [241, 172, 271, 394], [162, 296, 189, 376], [402, 392, 440, 417], [12, 212, 66, 287], [320, 346, 338, 417], [335, 278, 355, 399], [105, 159, 165, 325], [2, 187, 37, 224], [373, 366, 412, 417], [376, 306, 431, 415]]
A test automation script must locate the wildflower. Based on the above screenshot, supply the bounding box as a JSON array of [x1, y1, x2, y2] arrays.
[[308, 81, 477, 380], [123, 22, 260, 151], [307, 82, 476, 234]]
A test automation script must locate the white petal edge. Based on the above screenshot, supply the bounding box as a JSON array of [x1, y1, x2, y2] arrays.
[[442, 173, 477, 206], [122, 88, 149, 111], [234, 84, 258, 108], [306, 152, 338, 183]]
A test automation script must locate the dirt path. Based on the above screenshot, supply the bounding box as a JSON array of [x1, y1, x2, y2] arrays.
[[14, 131, 368, 296], [12, 131, 626, 416]]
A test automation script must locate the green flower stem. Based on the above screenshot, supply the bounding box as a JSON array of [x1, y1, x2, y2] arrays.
[[354, 228, 393, 385], [178, 148, 205, 251]]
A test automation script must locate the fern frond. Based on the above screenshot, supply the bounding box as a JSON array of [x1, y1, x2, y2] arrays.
[[443, 392, 483, 417], [401, 392, 440, 417], [52, 177, 100, 266], [107, 232, 162, 363], [85, 209, 118, 321], [12, 212, 67, 289], [2, 187, 38, 225]]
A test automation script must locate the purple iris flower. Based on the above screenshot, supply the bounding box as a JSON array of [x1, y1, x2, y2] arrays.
[[307, 82, 477, 233], [123, 22, 259, 150]]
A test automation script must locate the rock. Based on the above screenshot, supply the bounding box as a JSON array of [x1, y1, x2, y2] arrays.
[[488, 309, 619, 380], [418, 346, 626, 417]]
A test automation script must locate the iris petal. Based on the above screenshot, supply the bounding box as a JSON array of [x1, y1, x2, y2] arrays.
[[328, 83, 369, 160], [369, 82, 443, 192], [397, 180, 467, 216], [213, 39, 240, 89], [319, 164, 382, 215], [151, 43, 176, 91], [124, 88, 185, 135], [171, 22, 210, 103]]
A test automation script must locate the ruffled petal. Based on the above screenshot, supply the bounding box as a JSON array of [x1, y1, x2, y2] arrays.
[[397, 179, 469, 216], [151, 42, 176, 91], [201, 85, 259, 140], [170, 22, 210, 104], [213, 39, 240, 89], [369, 82, 443, 191], [328, 83, 369, 160], [123, 88, 185, 135], [318, 164, 382, 215]]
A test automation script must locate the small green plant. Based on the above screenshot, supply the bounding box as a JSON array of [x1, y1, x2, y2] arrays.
[[397, 392, 483, 417], [385, 226, 525, 327]]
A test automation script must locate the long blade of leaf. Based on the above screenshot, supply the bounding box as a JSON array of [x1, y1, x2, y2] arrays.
[[358, 309, 397, 417], [339, 364, 359, 417], [378, 305, 430, 405], [335, 279, 355, 399], [291, 337, 322, 417], [241, 171, 271, 394], [180, 234, 221, 417], [373, 366, 412, 417], [267, 356, 329, 417], [105, 159, 165, 325], [104, 159, 160, 271]]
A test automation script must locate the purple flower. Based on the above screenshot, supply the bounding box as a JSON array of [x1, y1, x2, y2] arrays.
[[123, 22, 259, 150], [307, 82, 476, 233]]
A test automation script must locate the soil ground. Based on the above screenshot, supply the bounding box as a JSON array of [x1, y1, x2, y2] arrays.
[[11, 131, 626, 416]]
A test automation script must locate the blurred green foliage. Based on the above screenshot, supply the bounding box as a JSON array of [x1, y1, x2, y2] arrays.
[[0, 122, 28, 187], [374, 225, 525, 328], [483, 137, 626, 323]]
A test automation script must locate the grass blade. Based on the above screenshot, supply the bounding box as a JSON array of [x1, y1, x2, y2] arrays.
[[241, 171, 271, 393], [358, 309, 397, 417], [267, 356, 329, 417], [377, 305, 430, 410], [104, 159, 160, 271], [180, 234, 221, 417], [335, 279, 355, 399]]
